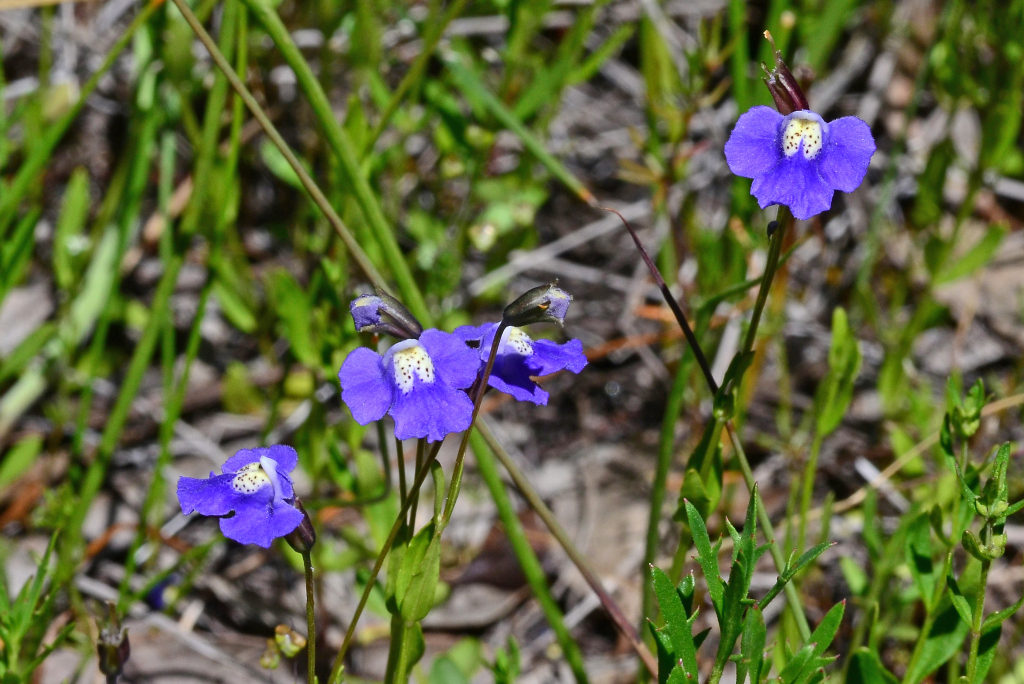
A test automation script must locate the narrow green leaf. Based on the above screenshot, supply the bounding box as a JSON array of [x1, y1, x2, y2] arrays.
[[652, 567, 689, 658], [807, 601, 845, 657], [0, 433, 43, 491], [934, 224, 1006, 285], [946, 573, 972, 626], [683, 500, 724, 614], [973, 624, 1001, 684], [778, 640, 816, 684], [401, 534, 442, 622], [982, 595, 1024, 632]]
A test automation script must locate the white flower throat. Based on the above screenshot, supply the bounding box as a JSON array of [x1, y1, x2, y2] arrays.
[[782, 117, 824, 159], [390, 340, 436, 393], [231, 456, 285, 501], [500, 327, 533, 356]]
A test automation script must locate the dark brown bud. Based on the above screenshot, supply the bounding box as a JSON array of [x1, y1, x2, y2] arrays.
[[761, 31, 809, 115], [285, 499, 317, 555], [349, 287, 423, 340], [502, 282, 572, 327], [97, 602, 130, 681]]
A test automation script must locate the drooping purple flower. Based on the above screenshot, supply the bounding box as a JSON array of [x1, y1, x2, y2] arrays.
[[454, 323, 587, 405], [177, 445, 303, 548], [339, 329, 479, 442], [724, 107, 875, 220]]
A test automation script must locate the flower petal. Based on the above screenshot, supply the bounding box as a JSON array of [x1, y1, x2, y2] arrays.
[[389, 379, 474, 442], [177, 473, 251, 517], [724, 106, 784, 179], [452, 323, 494, 345], [219, 498, 303, 548], [339, 347, 394, 424], [750, 154, 834, 220], [419, 328, 480, 390], [528, 338, 588, 376], [223, 445, 298, 475], [489, 356, 548, 405], [818, 116, 876, 193]]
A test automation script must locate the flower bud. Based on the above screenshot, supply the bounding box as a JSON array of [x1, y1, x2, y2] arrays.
[[275, 624, 307, 658], [285, 499, 317, 555], [350, 288, 423, 340], [760, 31, 808, 115], [97, 602, 130, 680], [502, 282, 572, 327]]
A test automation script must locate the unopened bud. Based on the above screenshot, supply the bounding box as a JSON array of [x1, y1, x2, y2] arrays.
[[761, 31, 809, 115], [285, 499, 317, 555], [350, 288, 423, 340], [502, 282, 572, 327], [275, 624, 307, 658], [97, 602, 130, 680]]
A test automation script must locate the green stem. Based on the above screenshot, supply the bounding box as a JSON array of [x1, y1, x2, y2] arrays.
[[169, 0, 387, 290], [396, 437, 408, 507], [439, 323, 508, 529], [901, 549, 955, 684], [238, 0, 430, 323], [303, 551, 318, 684], [409, 439, 426, 530], [471, 430, 590, 684], [797, 432, 824, 556], [391, 622, 417, 684], [476, 419, 659, 677], [965, 558, 991, 683]]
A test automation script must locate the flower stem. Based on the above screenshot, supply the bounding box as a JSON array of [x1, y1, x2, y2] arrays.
[[797, 431, 824, 556], [965, 555, 992, 683], [328, 442, 443, 683], [303, 550, 317, 684], [395, 436, 408, 508], [476, 419, 659, 677], [439, 323, 507, 529]]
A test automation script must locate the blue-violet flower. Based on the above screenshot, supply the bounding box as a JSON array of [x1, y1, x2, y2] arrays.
[[177, 445, 303, 548], [454, 323, 587, 405], [339, 329, 479, 442], [724, 107, 875, 220]]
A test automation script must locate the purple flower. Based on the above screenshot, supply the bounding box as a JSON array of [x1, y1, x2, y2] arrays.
[[177, 445, 303, 548], [339, 329, 479, 442], [724, 107, 875, 220], [454, 323, 588, 405]]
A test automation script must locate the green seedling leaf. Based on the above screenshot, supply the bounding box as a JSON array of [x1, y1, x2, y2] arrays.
[[213, 278, 258, 334], [649, 620, 677, 684], [430, 656, 470, 684], [846, 647, 898, 684], [677, 572, 696, 617], [683, 499, 724, 614], [259, 139, 304, 188], [840, 556, 868, 596], [946, 572, 972, 626], [813, 307, 862, 437], [905, 513, 937, 601]]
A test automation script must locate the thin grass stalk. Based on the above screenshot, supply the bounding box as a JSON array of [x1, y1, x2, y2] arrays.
[[237, 0, 430, 323], [476, 419, 660, 677], [469, 429, 590, 684], [169, 0, 387, 290]]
